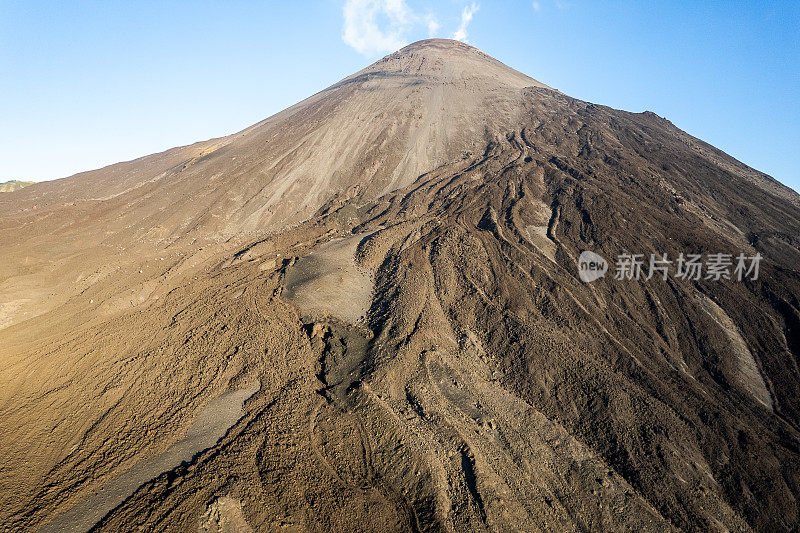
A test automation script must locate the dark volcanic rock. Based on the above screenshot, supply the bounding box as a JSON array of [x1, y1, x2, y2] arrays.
[[1, 39, 799, 532]]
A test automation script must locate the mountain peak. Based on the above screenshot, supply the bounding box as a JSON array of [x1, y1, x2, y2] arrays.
[[355, 38, 552, 90], [398, 38, 479, 53], [4, 23, 800, 533]]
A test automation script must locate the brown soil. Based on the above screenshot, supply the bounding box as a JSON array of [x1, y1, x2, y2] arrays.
[[1, 39, 799, 532]]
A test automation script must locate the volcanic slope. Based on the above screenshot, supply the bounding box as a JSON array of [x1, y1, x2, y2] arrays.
[[1, 39, 800, 532]]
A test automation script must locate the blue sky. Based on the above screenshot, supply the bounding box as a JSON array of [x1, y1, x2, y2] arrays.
[[1, 1, 798, 192]]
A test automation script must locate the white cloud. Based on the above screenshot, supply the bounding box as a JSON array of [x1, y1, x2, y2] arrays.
[[341, 1, 480, 55], [532, 1, 540, 11], [425, 13, 440, 37], [342, 0, 412, 56], [452, 3, 479, 42]]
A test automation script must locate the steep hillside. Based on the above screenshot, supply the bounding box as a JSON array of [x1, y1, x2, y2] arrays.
[[1, 39, 799, 532]]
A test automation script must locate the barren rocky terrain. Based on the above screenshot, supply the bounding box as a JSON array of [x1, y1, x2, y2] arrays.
[[1, 39, 799, 532]]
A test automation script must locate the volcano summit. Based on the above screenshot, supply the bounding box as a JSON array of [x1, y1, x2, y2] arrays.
[[1, 39, 799, 532]]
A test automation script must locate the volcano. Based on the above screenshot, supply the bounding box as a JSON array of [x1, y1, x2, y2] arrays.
[[1, 39, 799, 532]]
